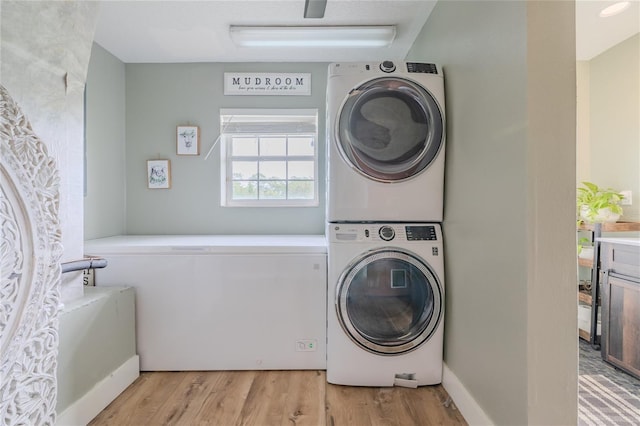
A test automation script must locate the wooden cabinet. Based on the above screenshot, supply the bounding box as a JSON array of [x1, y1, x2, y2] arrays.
[[577, 222, 640, 346], [600, 240, 640, 379]]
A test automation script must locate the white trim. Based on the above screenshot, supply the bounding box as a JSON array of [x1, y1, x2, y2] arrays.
[[56, 355, 140, 426], [442, 363, 494, 426]]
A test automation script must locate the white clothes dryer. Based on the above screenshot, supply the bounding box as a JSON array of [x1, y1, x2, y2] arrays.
[[327, 222, 444, 387], [327, 61, 446, 222]]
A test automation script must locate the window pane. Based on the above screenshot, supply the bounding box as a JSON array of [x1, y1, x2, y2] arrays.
[[232, 137, 258, 156], [259, 181, 286, 199], [288, 161, 315, 179], [260, 137, 286, 156], [259, 161, 286, 179], [288, 137, 315, 156], [232, 181, 257, 199], [232, 161, 258, 180], [288, 181, 314, 199], [222, 110, 318, 206]]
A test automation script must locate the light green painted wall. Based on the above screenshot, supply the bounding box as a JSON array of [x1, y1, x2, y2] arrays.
[[57, 287, 136, 412], [590, 34, 639, 222], [408, 1, 576, 424], [124, 62, 328, 235], [85, 43, 126, 239]]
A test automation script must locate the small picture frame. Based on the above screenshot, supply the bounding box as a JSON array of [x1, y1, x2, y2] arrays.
[[147, 160, 171, 189], [176, 125, 200, 155]]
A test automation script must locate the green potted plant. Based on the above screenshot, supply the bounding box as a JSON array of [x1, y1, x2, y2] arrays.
[[577, 181, 624, 223], [577, 236, 593, 258]]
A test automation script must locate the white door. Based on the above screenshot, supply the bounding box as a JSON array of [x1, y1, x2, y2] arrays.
[[336, 77, 444, 182], [335, 248, 443, 355]]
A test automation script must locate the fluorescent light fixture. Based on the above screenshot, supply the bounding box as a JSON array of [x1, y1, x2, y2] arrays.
[[599, 1, 630, 17], [304, 0, 327, 18], [229, 25, 396, 48]]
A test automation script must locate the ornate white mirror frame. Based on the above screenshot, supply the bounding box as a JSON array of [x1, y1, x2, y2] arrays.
[[1, 84, 63, 425]]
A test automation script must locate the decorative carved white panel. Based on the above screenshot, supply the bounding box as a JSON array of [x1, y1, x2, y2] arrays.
[[1, 84, 63, 426]]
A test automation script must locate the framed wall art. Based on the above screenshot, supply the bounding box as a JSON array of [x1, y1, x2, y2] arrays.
[[176, 125, 200, 155], [147, 160, 171, 189]]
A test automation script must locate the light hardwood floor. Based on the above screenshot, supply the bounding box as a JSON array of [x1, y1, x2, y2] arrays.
[[89, 370, 467, 426]]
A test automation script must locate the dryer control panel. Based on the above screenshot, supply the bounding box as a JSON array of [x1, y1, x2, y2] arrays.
[[328, 61, 442, 77]]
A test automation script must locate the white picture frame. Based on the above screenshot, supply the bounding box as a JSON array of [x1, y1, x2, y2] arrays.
[[176, 125, 200, 155], [147, 160, 171, 189]]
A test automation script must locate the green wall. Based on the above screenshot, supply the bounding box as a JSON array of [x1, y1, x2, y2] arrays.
[[85, 60, 328, 237], [408, 1, 577, 424], [125, 62, 328, 235], [57, 287, 136, 413], [85, 43, 126, 239]]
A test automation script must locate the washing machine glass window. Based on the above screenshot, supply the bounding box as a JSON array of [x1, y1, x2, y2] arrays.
[[337, 77, 444, 182], [336, 248, 443, 355]]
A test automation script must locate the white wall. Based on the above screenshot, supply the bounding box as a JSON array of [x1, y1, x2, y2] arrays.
[[589, 34, 639, 222], [85, 43, 127, 240], [576, 60, 590, 185], [408, 1, 577, 424], [1, 1, 99, 302]]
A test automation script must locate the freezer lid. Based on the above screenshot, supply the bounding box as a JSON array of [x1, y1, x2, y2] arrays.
[[84, 235, 327, 255]]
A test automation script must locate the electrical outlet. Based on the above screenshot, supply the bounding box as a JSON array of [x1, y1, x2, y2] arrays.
[[620, 190, 632, 205], [295, 339, 317, 352]]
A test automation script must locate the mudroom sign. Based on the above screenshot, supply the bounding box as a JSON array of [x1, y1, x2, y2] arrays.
[[224, 73, 311, 96]]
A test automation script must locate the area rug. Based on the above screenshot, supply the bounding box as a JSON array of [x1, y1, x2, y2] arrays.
[[579, 374, 640, 425]]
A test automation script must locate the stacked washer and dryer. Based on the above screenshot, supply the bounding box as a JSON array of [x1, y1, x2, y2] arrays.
[[325, 61, 447, 387]]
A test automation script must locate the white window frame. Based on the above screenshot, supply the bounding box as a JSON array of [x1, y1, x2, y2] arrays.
[[220, 108, 319, 207]]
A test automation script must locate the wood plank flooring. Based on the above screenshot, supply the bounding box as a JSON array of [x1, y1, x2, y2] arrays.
[[89, 370, 467, 426]]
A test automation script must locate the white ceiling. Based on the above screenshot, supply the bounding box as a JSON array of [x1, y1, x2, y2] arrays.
[[93, 0, 437, 63], [93, 0, 640, 63], [576, 0, 640, 60]]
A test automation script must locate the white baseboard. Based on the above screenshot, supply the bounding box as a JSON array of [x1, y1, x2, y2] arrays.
[[442, 363, 494, 426], [56, 355, 140, 426]]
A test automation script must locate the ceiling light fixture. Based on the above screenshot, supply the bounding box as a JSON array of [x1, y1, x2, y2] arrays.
[[599, 1, 630, 17], [229, 25, 396, 48]]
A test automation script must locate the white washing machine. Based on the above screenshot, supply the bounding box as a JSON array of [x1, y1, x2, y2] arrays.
[[327, 222, 444, 387], [327, 61, 446, 223]]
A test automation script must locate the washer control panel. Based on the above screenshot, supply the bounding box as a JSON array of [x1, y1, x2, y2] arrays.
[[405, 225, 437, 241], [330, 223, 440, 243], [407, 62, 438, 74]]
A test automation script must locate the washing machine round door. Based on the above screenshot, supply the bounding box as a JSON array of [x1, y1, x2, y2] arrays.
[[337, 77, 444, 182], [336, 248, 443, 355]]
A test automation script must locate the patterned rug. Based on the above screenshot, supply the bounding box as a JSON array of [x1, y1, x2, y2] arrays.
[[579, 374, 640, 425]]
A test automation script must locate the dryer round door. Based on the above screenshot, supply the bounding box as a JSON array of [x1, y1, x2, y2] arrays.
[[336, 248, 443, 355], [336, 77, 444, 182]]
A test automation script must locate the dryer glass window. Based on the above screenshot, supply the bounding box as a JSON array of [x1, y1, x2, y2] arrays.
[[336, 249, 443, 355], [337, 77, 444, 182]]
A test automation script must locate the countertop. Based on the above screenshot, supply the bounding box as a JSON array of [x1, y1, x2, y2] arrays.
[[596, 237, 640, 247]]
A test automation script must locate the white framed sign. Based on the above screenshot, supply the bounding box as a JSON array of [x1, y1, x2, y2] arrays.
[[224, 73, 311, 96]]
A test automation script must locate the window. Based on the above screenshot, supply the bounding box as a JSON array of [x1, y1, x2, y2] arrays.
[[220, 109, 318, 207]]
